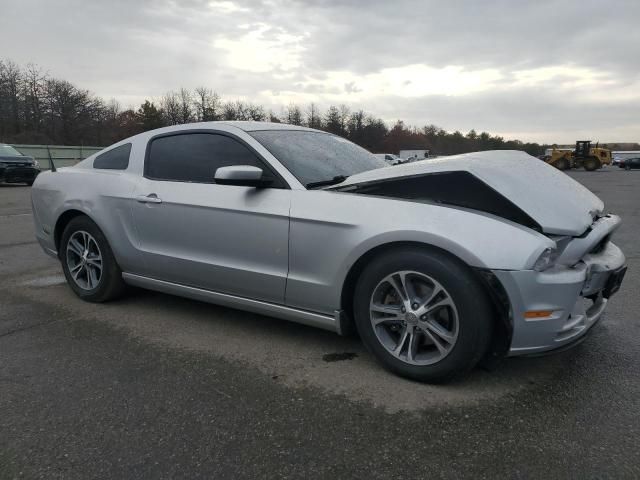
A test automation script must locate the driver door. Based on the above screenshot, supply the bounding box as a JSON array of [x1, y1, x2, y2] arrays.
[[130, 131, 291, 304]]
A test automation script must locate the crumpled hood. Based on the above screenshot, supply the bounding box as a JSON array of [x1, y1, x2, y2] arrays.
[[336, 150, 603, 236]]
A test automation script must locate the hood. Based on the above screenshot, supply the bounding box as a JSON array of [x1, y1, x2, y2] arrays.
[[334, 150, 603, 236], [0, 154, 35, 164]]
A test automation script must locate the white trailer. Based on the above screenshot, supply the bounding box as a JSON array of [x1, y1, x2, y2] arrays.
[[399, 149, 430, 161]]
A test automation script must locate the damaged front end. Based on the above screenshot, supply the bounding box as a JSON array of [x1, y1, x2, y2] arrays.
[[333, 166, 626, 356], [495, 214, 626, 355]]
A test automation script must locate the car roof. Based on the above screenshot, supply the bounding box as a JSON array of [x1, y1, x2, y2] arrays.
[[84, 121, 328, 163], [216, 121, 319, 133]]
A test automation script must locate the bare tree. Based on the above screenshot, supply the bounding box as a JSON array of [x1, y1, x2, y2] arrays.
[[285, 103, 303, 125], [193, 87, 222, 121], [44, 78, 103, 144], [178, 87, 193, 124], [306, 103, 322, 129], [339, 104, 350, 134], [105, 98, 121, 119], [235, 100, 249, 120], [0, 60, 23, 137], [347, 109, 365, 142], [246, 103, 266, 121], [222, 100, 238, 120], [22, 63, 47, 136], [161, 91, 181, 125], [222, 100, 266, 121]]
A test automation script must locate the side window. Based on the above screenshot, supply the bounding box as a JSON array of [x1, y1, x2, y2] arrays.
[[93, 143, 131, 170], [146, 133, 282, 186]]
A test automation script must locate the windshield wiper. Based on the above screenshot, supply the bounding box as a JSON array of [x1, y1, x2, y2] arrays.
[[306, 175, 349, 189]]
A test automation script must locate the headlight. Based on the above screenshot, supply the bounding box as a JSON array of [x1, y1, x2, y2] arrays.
[[33, 160, 40, 168], [533, 248, 556, 272]]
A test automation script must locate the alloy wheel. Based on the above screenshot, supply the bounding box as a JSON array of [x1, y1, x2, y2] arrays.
[[66, 230, 103, 290], [369, 270, 459, 365]]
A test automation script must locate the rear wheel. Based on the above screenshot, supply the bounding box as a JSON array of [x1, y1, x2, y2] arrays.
[[60, 215, 125, 302], [353, 248, 493, 383], [583, 157, 601, 171]]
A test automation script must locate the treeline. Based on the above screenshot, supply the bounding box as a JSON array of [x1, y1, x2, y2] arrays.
[[602, 142, 640, 151], [0, 59, 547, 155]]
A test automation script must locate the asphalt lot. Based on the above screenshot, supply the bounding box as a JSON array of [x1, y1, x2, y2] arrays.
[[1, 169, 639, 479]]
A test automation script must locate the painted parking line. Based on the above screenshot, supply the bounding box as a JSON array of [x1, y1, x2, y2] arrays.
[[0, 212, 33, 218], [20, 275, 66, 287], [0, 240, 38, 248]]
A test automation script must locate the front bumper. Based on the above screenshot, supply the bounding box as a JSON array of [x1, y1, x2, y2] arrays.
[[0, 165, 40, 183], [493, 241, 626, 356]]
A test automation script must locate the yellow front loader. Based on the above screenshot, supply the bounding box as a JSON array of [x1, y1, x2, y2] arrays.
[[547, 141, 612, 171]]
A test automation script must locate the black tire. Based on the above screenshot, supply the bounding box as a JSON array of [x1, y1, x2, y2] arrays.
[[353, 247, 493, 383], [60, 215, 125, 302], [583, 157, 600, 171], [625, 165, 631, 171], [555, 158, 570, 170]]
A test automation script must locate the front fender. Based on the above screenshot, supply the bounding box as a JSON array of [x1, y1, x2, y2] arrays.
[[285, 190, 554, 314]]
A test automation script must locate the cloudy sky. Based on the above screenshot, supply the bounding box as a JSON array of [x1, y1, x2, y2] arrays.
[[2, 0, 639, 143]]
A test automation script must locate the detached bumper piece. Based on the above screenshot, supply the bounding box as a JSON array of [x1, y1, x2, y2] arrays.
[[0, 166, 39, 184], [495, 240, 626, 356]]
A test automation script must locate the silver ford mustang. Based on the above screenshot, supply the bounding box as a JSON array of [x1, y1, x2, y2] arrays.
[[31, 122, 627, 382]]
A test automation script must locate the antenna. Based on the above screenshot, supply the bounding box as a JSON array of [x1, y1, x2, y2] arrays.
[[47, 145, 57, 172]]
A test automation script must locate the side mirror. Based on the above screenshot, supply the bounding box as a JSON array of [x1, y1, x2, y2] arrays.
[[214, 165, 272, 187]]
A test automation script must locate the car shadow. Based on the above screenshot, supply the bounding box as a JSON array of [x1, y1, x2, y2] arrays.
[[18, 275, 607, 412], [112, 286, 580, 383]]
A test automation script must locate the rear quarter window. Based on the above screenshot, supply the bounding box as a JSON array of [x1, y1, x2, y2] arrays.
[[93, 144, 132, 170]]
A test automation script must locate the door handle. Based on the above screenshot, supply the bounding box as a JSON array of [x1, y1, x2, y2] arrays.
[[136, 194, 162, 204]]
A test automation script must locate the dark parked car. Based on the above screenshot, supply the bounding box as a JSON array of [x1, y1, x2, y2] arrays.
[[0, 144, 40, 185], [619, 157, 640, 170]]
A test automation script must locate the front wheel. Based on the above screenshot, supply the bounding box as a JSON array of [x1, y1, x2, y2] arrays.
[[583, 157, 601, 171], [60, 215, 125, 302], [555, 158, 570, 170], [353, 248, 493, 383]]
